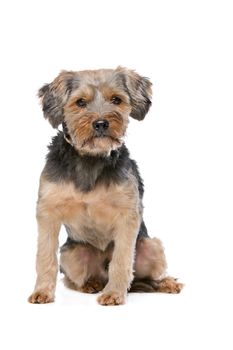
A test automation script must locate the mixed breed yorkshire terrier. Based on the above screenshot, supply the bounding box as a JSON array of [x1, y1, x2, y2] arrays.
[[28, 67, 183, 306]]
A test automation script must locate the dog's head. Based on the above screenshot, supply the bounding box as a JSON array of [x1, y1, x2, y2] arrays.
[[39, 67, 152, 156]]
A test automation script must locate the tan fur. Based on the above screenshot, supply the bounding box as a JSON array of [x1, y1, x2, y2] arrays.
[[60, 242, 111, 289], [28, 211, 61, 303], [29, 173, 141, 304], [37, 174, 140, 249], [59, 237, 177, 299], [61, 242, 113, 293], [134, 237, 167, 280]]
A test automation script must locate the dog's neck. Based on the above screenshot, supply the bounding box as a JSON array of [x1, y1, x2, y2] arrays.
[[44, 132, 130, 192]]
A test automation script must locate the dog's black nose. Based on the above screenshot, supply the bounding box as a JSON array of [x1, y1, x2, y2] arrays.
[[92, 120, 109, 132]]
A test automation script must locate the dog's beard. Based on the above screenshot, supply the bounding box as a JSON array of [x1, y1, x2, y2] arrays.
[[66, 113, 127, 156], [75, 134, 123, 156]]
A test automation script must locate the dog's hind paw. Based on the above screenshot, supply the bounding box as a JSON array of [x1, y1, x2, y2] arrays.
[[156, 277, 184, 294]]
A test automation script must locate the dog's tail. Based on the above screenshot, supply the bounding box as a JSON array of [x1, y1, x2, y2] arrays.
[[129, 277, 183, 294]]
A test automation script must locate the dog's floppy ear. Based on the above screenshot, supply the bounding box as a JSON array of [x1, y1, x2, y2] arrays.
[[38, 71, 74, 128], [117, 67, 152, 120]]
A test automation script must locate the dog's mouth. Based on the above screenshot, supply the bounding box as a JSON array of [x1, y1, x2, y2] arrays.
[[75, 133, 123, 156], [81, 134, 122, 147], [94, 134, 120, 141]]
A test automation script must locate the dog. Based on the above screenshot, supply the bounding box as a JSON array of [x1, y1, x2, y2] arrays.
[[28, 67, 183, 305]]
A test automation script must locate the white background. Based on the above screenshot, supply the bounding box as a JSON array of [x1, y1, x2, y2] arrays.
[[0, 0, 232, 349]]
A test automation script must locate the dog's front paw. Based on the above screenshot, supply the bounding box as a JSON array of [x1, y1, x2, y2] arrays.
[[97, 291, 126, 306], [28, 290, 54, 304]]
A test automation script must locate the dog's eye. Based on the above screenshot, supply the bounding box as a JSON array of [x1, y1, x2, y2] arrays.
[[76, 98, 87, 108], [111, 96, 122, 105]]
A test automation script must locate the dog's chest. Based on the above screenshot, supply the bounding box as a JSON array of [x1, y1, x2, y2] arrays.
[[39, 179, 139, 250]]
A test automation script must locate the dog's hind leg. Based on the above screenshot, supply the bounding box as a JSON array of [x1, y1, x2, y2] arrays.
[[60, 241, 110, 293], [131, 237, 183, 293]]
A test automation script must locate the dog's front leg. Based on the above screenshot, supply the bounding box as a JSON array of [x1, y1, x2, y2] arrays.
[[97, 213, 140, 306], [28, 213, 61, 304]]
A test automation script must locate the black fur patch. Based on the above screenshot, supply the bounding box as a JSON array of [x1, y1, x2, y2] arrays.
[[138, 220, 148, 238], [43, 132, 144, 195]]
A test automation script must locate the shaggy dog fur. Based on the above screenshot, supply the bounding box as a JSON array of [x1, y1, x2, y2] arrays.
[[28, 67, 183, 305]]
